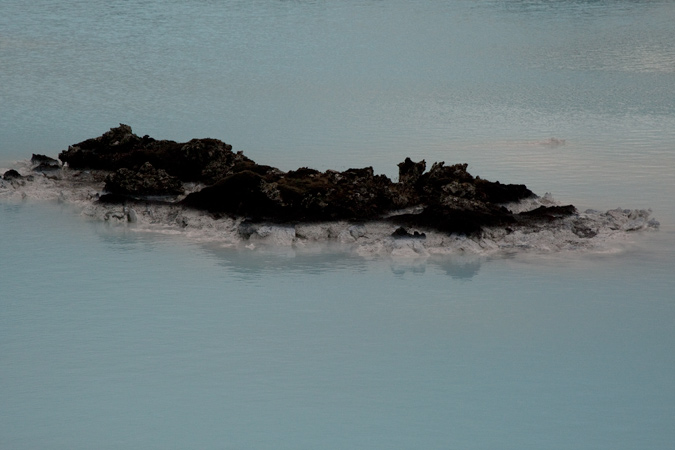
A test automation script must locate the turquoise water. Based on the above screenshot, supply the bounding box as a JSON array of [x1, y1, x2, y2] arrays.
[[2, 202, 674, 449], [2, 1, 675, 448]]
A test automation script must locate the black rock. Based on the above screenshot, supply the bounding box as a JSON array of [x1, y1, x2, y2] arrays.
[[59, 124, 245, 182], [181, 170, 280, 219], [104, 162, 184, 196], [97, 193, 129, 204], [31, 153, 60, 165], [391, 227, 426, 239], [398, 158, 426, 186], [517, 205, 577, 221], [53, 125, 583, 236], [3, 169, 22, 180], [31, 154, 61, 172]]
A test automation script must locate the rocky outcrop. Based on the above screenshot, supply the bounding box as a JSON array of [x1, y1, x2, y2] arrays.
[[58, 124, 251, 182], [104, 162, 184, 197], [54, 124, 577, 235], [31, 154, 61, 172], [181, 165, 399, 222], [3, 169, 23, 181]]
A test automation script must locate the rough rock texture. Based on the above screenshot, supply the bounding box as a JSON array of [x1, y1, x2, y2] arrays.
[[31, 154, 61, 172], [392, 227, 426, 239], [59, 124, 251, 182], [55, 124, 577, 235], [104, 162, 184, 197], [3, 169, 22, 180]]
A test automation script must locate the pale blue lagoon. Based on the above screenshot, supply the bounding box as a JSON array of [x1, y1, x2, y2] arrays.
[[1, 1, 675, 449]]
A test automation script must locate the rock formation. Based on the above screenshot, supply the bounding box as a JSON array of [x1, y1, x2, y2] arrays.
[[104, 162, 184, 197], [31, 154, 61, 172], [1, 124, 658, 256], [3, 169, 23, 181], [54, 124, 576, 235]]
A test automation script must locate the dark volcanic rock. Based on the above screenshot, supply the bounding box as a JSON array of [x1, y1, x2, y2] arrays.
[[274, 166, 396, 221], [182, 165, 398, 222], [3, 169, 22, 180], [59, 124, 143, 169], [31, 154, 61, 172], [514, 204, 577, 226], [390, 202, 515, 236], [98, 193, 131, 204], [55, 125, 579, 236], [474, 178, 533, 204], [391, 227, 426, 239], [398, 157, 426, 186], [104, 162, 184, 197], [417, 161, 532, 204], [519, 204, 577, 218], [181, 170, 281, 218], [59, 124, 246, 182]]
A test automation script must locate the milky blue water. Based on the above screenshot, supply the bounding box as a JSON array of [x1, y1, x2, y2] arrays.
[[1, 1, 675, 448]]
